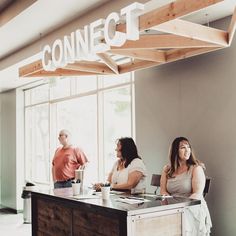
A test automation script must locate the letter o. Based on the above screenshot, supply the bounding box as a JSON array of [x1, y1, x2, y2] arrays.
[[42, 45, 53, 71], [52, 39, 64, 68]]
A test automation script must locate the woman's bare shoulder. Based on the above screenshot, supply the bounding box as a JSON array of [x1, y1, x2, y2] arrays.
[[192, 164, 205, 175], [163, 164, 170, 173]]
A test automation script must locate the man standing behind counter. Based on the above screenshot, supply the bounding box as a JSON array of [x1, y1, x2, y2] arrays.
[[52, 129, 88, 189]]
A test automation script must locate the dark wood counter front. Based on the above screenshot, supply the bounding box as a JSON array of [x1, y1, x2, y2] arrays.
[[31, 189, 200, 236]]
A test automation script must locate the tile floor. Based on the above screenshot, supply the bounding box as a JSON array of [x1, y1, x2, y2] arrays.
[[0, 209, 31, 236]]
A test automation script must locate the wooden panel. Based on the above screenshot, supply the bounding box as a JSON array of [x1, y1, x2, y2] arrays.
[[73, 209, 120, 236], [228, 7, 236, 45], [65, 61, 114, 74], [135, 213, 182, 236], [111, 35, 218, 50], [37, 199, 72, 236], [73, 227, 103, 236], [19, 0, 235, 78], [32, 193, 127, 236], [97, 53, 119, 74], [116, 0, 223, 32], [109, 49, 166, 62], [119, 59, 162, 74], [166, 47, 222, 63], [153, 19, 228, 46], [139, 0, 223, 31], [26, 68, 99, 77], [19, 59, 43, 77], [37, 231, 53, 236]]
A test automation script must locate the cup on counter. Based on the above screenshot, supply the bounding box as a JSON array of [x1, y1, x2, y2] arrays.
[[75, 169, 84, 191], [72, 183, 81, 195], [101, 186, 110, 200]]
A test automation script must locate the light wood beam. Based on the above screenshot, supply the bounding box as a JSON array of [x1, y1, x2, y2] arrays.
[[111, 35, 218, 50], [119, 47, 222, 74], [23, 69, 99, 78], [19, 60, 43, 77], [109, 49, 166, 62], [119, 59, 162, 74], [228, 7, 236, 45], [19, 60, 115, 77], [152, 19, 228, 46], [166, 47, 222, 63], [65, 61, 114, 74], [97, 53, 119, 74], [117, 0, 223, 32], [19, 0, 234, 78]]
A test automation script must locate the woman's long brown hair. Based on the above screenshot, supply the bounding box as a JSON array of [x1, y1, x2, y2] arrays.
[[167, 137, 204, 178], [118, 137, 141, 168]]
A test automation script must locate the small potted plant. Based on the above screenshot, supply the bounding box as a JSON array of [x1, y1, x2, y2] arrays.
[[100, 182, 110, 187], [71, 179, 81, 195], [72, 179, 81, 184]]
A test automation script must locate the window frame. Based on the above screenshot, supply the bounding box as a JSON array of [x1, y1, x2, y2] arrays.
[[24, 73, 135, 186]]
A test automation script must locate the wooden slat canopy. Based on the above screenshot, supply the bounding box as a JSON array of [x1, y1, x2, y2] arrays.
[[19, 0, 236, 78]]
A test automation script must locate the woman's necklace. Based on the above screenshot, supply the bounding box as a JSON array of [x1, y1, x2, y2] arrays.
[[118, 160, 125, 170], [115, 160, 125, 184]]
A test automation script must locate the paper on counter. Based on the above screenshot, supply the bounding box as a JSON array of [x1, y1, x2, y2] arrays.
[[155, 195, 173, 199], [110, 190, 125, 195], [115, 198, 150, 204], [94, 190, 124, 196], [72, 195, 100, 199], [139, 193, 157, 197]]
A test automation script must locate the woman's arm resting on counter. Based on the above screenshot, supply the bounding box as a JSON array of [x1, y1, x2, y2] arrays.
[[112, 171, 143, 190], [94, 172, 113, 191]]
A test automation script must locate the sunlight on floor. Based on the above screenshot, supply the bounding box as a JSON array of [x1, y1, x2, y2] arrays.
[[0, 212, 31, 236]]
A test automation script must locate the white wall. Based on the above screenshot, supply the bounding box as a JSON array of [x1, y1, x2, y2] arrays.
[[0, 89, 24, 211], [0, 96, 1, 205], [135, 16, 236, 236], [0, 90, 17, 209], [16, 88, 24, 211]]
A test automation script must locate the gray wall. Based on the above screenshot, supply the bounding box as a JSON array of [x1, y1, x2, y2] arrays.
[[135, 17, 236, 236]]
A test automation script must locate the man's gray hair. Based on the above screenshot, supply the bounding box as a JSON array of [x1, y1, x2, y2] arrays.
[[59, 129, 72, 144]]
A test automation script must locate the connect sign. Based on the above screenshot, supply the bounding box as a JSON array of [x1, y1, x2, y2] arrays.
[[42, 2, 144, 71]]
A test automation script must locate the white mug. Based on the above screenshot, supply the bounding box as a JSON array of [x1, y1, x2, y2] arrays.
[[72, 183, 81, 195], [101, 186, 110, 200], [75, 169, 84, 191]]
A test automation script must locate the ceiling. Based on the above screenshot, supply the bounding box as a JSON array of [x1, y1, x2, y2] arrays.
[[0, 0, 112, 60], [0, 0, 235, 92], [0, 0, 13, 12]]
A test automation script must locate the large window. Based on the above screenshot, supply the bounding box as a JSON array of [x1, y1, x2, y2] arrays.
[[25, 104, 50, 183], [103, 86, 132, 178], [24, 73, 134, 186]]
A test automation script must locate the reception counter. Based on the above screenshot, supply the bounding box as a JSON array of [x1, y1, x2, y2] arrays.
[[31, 188, 200, 236]]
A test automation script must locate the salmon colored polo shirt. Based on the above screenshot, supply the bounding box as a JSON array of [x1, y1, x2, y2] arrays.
[[52, 146, 88, 182]]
